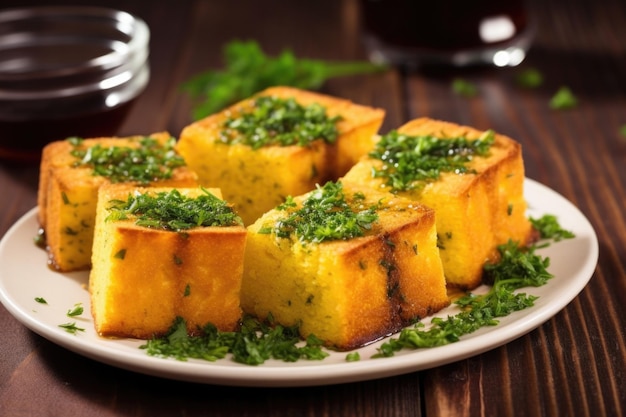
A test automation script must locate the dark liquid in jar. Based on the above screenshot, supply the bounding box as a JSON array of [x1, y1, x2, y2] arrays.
[[0, 100, 136, 162], [360, 0, 530, 52]]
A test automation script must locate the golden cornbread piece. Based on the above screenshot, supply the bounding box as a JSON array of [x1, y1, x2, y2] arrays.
[[37, 133, 198, 272], [241, 182, 449, 350], [176, 86, 385, 225], [90, 184, 247, 339], [342, 117, 532, 289]]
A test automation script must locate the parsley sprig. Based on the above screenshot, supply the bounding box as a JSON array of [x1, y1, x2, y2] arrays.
[[374, 239, 554, 356], [140, 316, 329, 365], [261, 182, 379, 243], [369, 129, 495, 192], [182, 40, 387, 120], [59, 322, 85, 335], [550, 86, 578, 110], [220, 96, 341, 149], [373, 215, 574, 357], [105, 188, 243, 230], [66, 303, 84, 317], [530, 214, 576, 241], [69, 136, 186, 184]]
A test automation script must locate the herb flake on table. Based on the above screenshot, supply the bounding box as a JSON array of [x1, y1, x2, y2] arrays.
[[515, 68, 544, 88], [182, 40, 387, 120], [452, 78, 478, 97], [550, 86, 578, 109]]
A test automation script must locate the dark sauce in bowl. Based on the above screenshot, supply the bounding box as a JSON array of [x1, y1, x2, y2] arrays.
[[0, 6, 150, 161]]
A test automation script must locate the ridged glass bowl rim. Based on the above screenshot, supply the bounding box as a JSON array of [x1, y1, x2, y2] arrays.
[[0, 6, 150, 80]]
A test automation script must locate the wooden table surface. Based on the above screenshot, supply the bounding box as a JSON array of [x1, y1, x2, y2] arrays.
[[1, 0, 624, 416]]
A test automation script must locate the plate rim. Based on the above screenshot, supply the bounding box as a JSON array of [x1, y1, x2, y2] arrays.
[[0, 178, 599, 387]]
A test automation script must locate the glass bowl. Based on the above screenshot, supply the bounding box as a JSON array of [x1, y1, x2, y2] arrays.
[[0, 6, 150, 161]]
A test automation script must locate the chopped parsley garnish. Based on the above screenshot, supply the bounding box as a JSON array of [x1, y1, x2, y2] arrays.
[[66, 303, 84, 317], [374, 240, 554, 356], [34, 297, 47, 304], [550, 86, 578, 109], [530, 214, 576, 241], [105, 188, 243, 231], [516, 68, 544, 88], [369, 129, 495, 192], [373, 219, 574, 358], [219, 96, 342, 150], [69, 136, 186, 184], [140, 316, 329, 365], [452, 78, 478, 97], [261, 181, 379, 243], [59, 322, 85, 335]]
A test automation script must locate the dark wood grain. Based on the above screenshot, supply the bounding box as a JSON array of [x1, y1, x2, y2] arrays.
[[1, 0, 625, 416]]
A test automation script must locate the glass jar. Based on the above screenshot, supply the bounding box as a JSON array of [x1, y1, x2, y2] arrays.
[[359, 0, 534, 69], [0, 6, 150, 161]]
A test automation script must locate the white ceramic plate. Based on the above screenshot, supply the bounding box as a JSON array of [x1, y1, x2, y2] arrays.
[[0, 178, 598, 387]]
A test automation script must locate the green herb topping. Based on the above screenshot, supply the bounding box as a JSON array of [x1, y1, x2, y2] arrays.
[[620, 124, 626, 139], [530, 214, 576, 241], [182, 40, 386, 120], [59, 322, 85, 335], [140, 315, 329, 365], [516, 68, 544, 89], [66, 303, 84, 317], [369, 130, 495, 192], [69, 136, 186, 184], [374, 240, 554, 356], [452, 78, 479, 97], [219, 96, 342, 150], [373, 218, 574, 358], [34, 297, 47, 304], [106, 188, 242, 231], [550, 86, 578, 110], [260, 181, 379, 243]]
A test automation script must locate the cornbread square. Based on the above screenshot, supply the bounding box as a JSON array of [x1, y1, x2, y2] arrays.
[[176, 86, 385, 225], [37, 133, 198, 272], [241, 183, 449, 350], [341, 117, 532, 289], [89, 184, 247, 339]]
